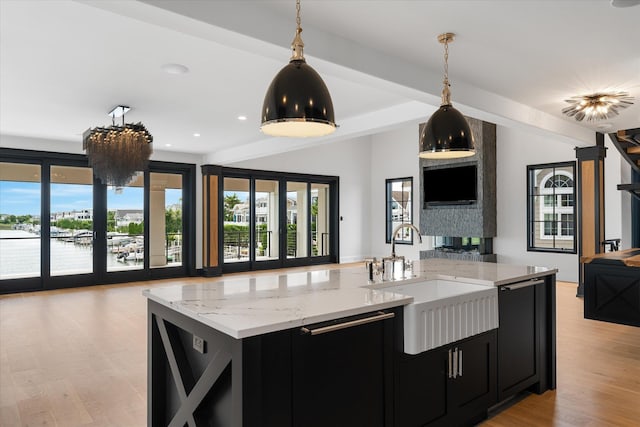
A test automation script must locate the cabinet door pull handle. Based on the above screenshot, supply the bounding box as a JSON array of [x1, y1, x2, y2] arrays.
[[448, 349, 452, 378], [452, 348, 458, 379], [501, 279, 545, 291], [300, 311, 394, 335], [458, 349, 463, 377]]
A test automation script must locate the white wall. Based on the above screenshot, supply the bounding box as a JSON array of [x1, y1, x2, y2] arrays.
[[604, 134, 629, 249], [620, 156, 633, 250], [495, 126, 578, 282], [604, 135, 622, 242], [229, 136, 373, 263], [369, 125, 431, 262]]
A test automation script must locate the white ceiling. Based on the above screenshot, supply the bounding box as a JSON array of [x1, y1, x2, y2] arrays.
[[1, 0, 638, 164]]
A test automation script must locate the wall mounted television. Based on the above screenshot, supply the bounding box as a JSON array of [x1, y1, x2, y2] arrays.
[[423, 164, 477, 206]]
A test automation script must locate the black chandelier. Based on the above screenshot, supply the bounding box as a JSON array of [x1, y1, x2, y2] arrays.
[[419, 33, 475, 159], [83, 106, 153, 187], [260, 0, 336, 138]]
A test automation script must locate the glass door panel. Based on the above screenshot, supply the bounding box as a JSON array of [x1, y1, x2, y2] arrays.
[[50, 165, 94, 276], [107, 173, 144, 272], [223, 177, 250, 263], [0, 162, 41, 279], [255, 179, 279, 261], [311, 183, 330, 257], [150, 172, 183, 268], [286, 181, 308, 258]]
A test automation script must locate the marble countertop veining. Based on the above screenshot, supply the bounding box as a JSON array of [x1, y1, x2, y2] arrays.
[[143, 258, 557, 339]]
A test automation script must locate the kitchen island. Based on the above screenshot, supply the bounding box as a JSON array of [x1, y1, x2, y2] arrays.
[[144, 259, 557, 427], [582, 248, 640, 327]]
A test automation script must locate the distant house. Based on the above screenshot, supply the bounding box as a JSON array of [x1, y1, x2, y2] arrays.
[[391, 190, 411, 222], [227, 198, 298, 225], [231, 203, 250, 223], [113, 209, 144, 227], [50, 209, 93, 222]]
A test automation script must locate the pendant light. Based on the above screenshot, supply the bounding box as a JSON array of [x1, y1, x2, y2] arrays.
[[419, 33, 475, 159], [260, 0, 336, 138]]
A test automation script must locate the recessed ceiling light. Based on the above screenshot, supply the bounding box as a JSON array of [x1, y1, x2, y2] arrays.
[[161, 63, 189, 75], [237, 115, 247, 121], [193, 133, 201, 137], [165, 143, 172, 147], [596, 123, 613, 130]]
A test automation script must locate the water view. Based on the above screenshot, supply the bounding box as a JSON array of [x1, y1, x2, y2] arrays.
[[1, 165, 184, 281], [0, 229, 158, 279]]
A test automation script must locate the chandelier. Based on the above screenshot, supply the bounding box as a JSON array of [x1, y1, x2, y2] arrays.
[[562, 92, 634, 122], [83, 106, 153, 186]]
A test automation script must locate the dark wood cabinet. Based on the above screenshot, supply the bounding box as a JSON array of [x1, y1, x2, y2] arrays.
[[291, 310, 396, 427], [396, 330, 497, 427], [497, 276, 555, 401], [584, 260, 640, 327]]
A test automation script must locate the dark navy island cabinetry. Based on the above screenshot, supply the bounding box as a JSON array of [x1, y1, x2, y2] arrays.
[[497, 276, 556, 401], [144, 260, 557, 427], [396, 330, 497, 427], [147, 303, 400, 427], [582, 248, 640, 327]]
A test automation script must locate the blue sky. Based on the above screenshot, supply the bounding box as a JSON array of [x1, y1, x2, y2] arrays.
[[0, 182, 182, 215]]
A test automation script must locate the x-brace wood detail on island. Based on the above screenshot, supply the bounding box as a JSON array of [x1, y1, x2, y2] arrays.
[[148, 301, 242, 426]]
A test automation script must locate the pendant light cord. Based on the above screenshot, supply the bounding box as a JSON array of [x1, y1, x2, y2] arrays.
[[290, 0, 305, 61], [441, 36, 451, 106]]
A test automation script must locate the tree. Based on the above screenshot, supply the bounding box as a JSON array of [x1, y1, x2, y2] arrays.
[[165, 208, 182, 240], [128, 222, 144, 236], [107, 211, 116, 232], [224, 193, 241, 221]]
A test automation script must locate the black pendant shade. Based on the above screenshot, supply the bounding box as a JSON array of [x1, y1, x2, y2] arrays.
[[261, 59, 336, 137], [419, 32, 475, 159], [419, 104, 475, 159]]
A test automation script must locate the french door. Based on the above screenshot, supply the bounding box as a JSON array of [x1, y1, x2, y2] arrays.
[[219, 167, 338, 274], [0, 149, 195, 293]]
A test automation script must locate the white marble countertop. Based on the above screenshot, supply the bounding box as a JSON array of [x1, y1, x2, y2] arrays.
[[143, 258, 557, 339]]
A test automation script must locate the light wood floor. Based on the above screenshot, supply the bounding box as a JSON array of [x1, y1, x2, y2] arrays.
[[1, 269, 639, 426]]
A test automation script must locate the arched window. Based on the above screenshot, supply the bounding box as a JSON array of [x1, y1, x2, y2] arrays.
[[544, 174, 574, 188], [527, 162, 576, 253]]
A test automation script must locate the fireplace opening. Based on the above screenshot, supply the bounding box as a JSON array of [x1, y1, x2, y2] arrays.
[[433, 237, 493, 255]]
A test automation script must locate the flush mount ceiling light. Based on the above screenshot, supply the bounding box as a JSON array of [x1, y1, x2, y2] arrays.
[[419, 33, 475, 159], [562, 92, 634, 122], [82, 105, 153, 187], [610, 0, 640, 7], [260, 0, 336, 138]]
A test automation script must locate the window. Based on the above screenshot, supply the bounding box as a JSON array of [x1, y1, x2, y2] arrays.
[[1, 148, 196, 293], [561, 214, 574, 236], [385, 177, 413, 244], [0, 162, 41, 280], [527, 162, 576, 253], [543, 213, 557, 236]]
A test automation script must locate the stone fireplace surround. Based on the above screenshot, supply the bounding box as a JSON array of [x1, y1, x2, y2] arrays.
[[419, 117, 497, 262]]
